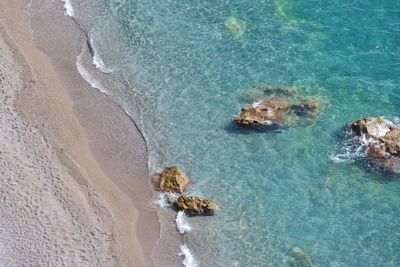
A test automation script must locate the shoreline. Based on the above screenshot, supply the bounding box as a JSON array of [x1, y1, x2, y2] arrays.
[[0, 0, 182, 266]]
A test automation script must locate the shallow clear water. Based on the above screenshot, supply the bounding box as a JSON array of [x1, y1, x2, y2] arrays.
[[71, 0, 400, 266]]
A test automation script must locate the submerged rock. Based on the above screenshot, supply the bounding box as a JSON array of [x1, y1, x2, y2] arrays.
[[347, 116, 400, 172], [233, 99, 319, 127], [290, 102, 319, 116], [173, 195, 216, 216], [288, 247, 314, 267], [153, 166, 190, 194], [241, 85, 296, 103], [224, 17, 246, 36], [263, 87, 294, 96]]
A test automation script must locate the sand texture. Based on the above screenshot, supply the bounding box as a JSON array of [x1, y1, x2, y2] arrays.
[[0, 0, 168, 266], [0, 27, 121, 266]]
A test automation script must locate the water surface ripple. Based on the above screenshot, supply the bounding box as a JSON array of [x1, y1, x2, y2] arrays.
[[71, 0, 400, 266]]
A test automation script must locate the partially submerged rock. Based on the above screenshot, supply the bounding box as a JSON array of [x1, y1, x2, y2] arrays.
[[233, 99, 287, 126], [382, 128, 400, 155], [173, 195, 216, 216], [348, 116, 395, 139], [233, 99, 319, 127], [347, 116, 400, 172], [153, 166, 190, 194], [288, 247, 314, 267], [224, 17, 246, 36]]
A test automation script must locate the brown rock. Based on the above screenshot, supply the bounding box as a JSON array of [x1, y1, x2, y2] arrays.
[[173, 195, 216, 216], [347, 116, 400, 172], [153, 166, 190, 194], [348, 116, 394, 139], [233, 99, 319, 127], [382, 128, 400, 155], [233, 99, 287, 126]]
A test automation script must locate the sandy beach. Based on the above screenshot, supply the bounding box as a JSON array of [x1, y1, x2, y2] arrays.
[[0, 0, 181, 266]]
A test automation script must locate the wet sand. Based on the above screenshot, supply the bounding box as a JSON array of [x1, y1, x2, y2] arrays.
[[0, 0, 181, 266]]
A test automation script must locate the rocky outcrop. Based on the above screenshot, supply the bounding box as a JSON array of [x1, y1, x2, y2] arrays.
[[173, 195, 216, 216], [348, 116, 395, 139], [288, 247, 314, 267], [233, 99, 287, 126], [347, 116, 400, 172], [383, 128, 400, 155], [153, 166, 190, 194], [233, 99, 319, 127]]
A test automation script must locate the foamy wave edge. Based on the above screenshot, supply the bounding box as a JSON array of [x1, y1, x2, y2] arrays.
[[153, 192, 179, 208], [63, 4, 196, 266], [76, 50, 109, 95], [61, 0, 74, 17], [178, 244, 198, 267], [176, 211, 191, 234], [89, 37, 113, 73]]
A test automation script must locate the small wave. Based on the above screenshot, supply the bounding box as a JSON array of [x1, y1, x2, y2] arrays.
[[153, 192, 179, 208], [153, 193, 170, 208], [176, 211, 191, 234], [330, 153, 350, 163], [331, 128, 367, 163], [61, 0, 74, 17], [370, 120, 392, 138], [90, 37, 112, 73], [251, 100, 262, 108], [178, 244, 198, 267], [76, 50, 109, 95]]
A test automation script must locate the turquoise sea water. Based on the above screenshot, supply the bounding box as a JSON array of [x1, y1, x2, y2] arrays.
[[70, 0, 400, 266]]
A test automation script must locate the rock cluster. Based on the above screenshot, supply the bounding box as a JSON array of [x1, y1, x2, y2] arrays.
[[347, 116, 400, 172], [154, 166, 216, 216], [233, 98, 319, 127]]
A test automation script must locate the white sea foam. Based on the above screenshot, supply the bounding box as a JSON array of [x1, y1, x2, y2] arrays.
[[330, 129, 368, 163], [76, 50, 109, 95], [251, 100, 262, 108], [176, 211, 191, 234], [61, 0, 74, 17], [153, 192, 179, 208], [154, 193, 170, 207], [93, 53, 111, 73], [90, 37, 112, 73], [330, 153, 347, 163], [330, 150, 355, 163], [178, 244, 198, 267], [360, 134, 375, 146], [370, 122, 391, 138]]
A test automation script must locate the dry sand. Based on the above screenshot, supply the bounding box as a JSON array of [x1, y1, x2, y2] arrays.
[[0, 0, 181, 266]]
